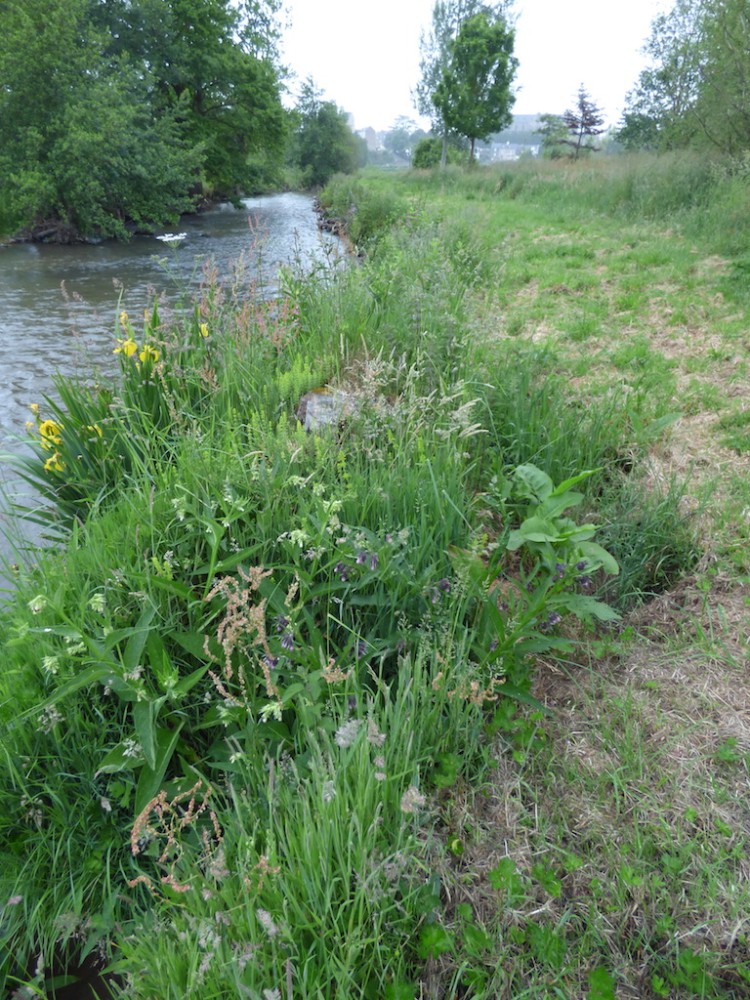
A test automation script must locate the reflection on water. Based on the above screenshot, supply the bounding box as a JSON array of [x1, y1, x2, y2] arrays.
[[0, 192, 344, 574]]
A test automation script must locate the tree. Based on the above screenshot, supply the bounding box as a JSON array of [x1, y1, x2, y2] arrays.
[[384, 117, 420, 161], [412, 136, 466, 168], [691, 0, 750, 154], [432, 7, 517, 162], [617, 0, 704, 151], [0, 0, 199, 239], [91, 0, 287, 195], [617, 0, 750, 154], [560, 85, 606, 159], [288, 78, 365, 189], [415, 1, 513, 166], [535, 114, 570, 158]]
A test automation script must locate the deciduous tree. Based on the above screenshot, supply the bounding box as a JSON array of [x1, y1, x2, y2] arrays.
[[432, 7, 517, 162], [535, 114, 570, 159], [0, 0, 199, 239], [0, 0, 286, 239], [617, 0, 704, 151], [415, 1, 513, 166], [288, 78, 365, 189]]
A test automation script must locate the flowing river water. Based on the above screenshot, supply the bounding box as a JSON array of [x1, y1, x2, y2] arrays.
[[0, 192, 345, 580]]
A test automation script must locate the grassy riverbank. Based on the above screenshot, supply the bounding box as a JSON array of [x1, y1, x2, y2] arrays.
[[2, 153, 750, 998]]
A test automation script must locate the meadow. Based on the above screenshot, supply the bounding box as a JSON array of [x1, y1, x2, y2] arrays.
[[2, 151, 750, 998]]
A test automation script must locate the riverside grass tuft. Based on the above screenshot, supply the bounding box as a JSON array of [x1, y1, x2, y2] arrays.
[[4, 153, 750, 997]]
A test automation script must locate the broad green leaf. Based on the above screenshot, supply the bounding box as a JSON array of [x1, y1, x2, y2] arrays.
[[577, 541, 620, 575], [95, 741, 145, 774], [171, 631, 211, 659], [463, 921, 493, 954], [281, 682, 305, 704], [448, 545, 492, 587], [417, 923, 454, 960], [507, 517, 560, 548], [134, 722, 185, 816], [123, 603, 157, 674], [538, 491, 585, 518], [514, 636, 574, 655], [513, 464, 553, 501], [550, 468, 600, 496], [133, 700, 160, 770], [588, 967, 616, 1000], [564, 595, 620, 622], [171, 663, 211, 698], [17, 663, 114, 722]]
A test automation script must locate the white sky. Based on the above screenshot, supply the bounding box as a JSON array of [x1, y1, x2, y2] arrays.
[[280, 0, 672, 132]]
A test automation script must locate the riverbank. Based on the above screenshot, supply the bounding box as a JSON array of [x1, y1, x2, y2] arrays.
[[2, 154, 750, 998]]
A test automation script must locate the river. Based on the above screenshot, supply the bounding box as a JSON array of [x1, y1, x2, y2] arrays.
[[0, 192, 344, 576]]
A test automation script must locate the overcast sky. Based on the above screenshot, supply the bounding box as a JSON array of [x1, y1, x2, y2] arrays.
[[280, 0, 672, 132]]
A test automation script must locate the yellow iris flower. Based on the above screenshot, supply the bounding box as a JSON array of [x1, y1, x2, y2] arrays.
[[199, 323, 209, 338], [38, 419, 63, 446], [44, 451, 64, 473], [114, 338, 138, 357], [139, 344, 160, 363]]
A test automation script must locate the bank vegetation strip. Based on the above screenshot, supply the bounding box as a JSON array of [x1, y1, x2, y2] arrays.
[[2, 154, 750, 998]]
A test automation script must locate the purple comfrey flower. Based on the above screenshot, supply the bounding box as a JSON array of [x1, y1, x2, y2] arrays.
[[275, 615, 289, 633], [334, 560, 349, 582], [489, 639, 499, 652], [369, 552, 379, 571], [280, 631, 295, 652], [554, 562, 567, 579], [578, 576, 592, 591], [355, 550, 368, 565], [263, 654, 279, 670], [437, 578, 451, 594], [356, 640, 368, 658], [539, 610, 563, 634], [575, 560, 588, 571]]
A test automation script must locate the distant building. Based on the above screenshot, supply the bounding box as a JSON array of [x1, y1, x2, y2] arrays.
[[479, 141, 540, 162], [477, 114, 543, 161], [356, 127, 384, 152]]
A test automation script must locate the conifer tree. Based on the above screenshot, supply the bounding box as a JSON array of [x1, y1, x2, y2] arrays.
[[561, 85, 606, 159]]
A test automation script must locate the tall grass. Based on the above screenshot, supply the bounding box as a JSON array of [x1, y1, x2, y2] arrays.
[[0, 157, 711, 997]]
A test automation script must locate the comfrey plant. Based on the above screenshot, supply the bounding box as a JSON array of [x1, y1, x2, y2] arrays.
[[451, 464, 620, 693]]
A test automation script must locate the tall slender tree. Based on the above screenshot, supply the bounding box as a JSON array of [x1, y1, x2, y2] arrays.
[[415, 1, 514, 166], [433, 7, 517, 162], [288, 78, 364, 189]]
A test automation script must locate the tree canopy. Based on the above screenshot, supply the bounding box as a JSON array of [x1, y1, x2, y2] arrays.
[[286, 78, 366, 189], [433, 7, 517, 161], [415, 1, 516, 165], [619, 0, 750, 155], [0, 0, 287, 240]]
